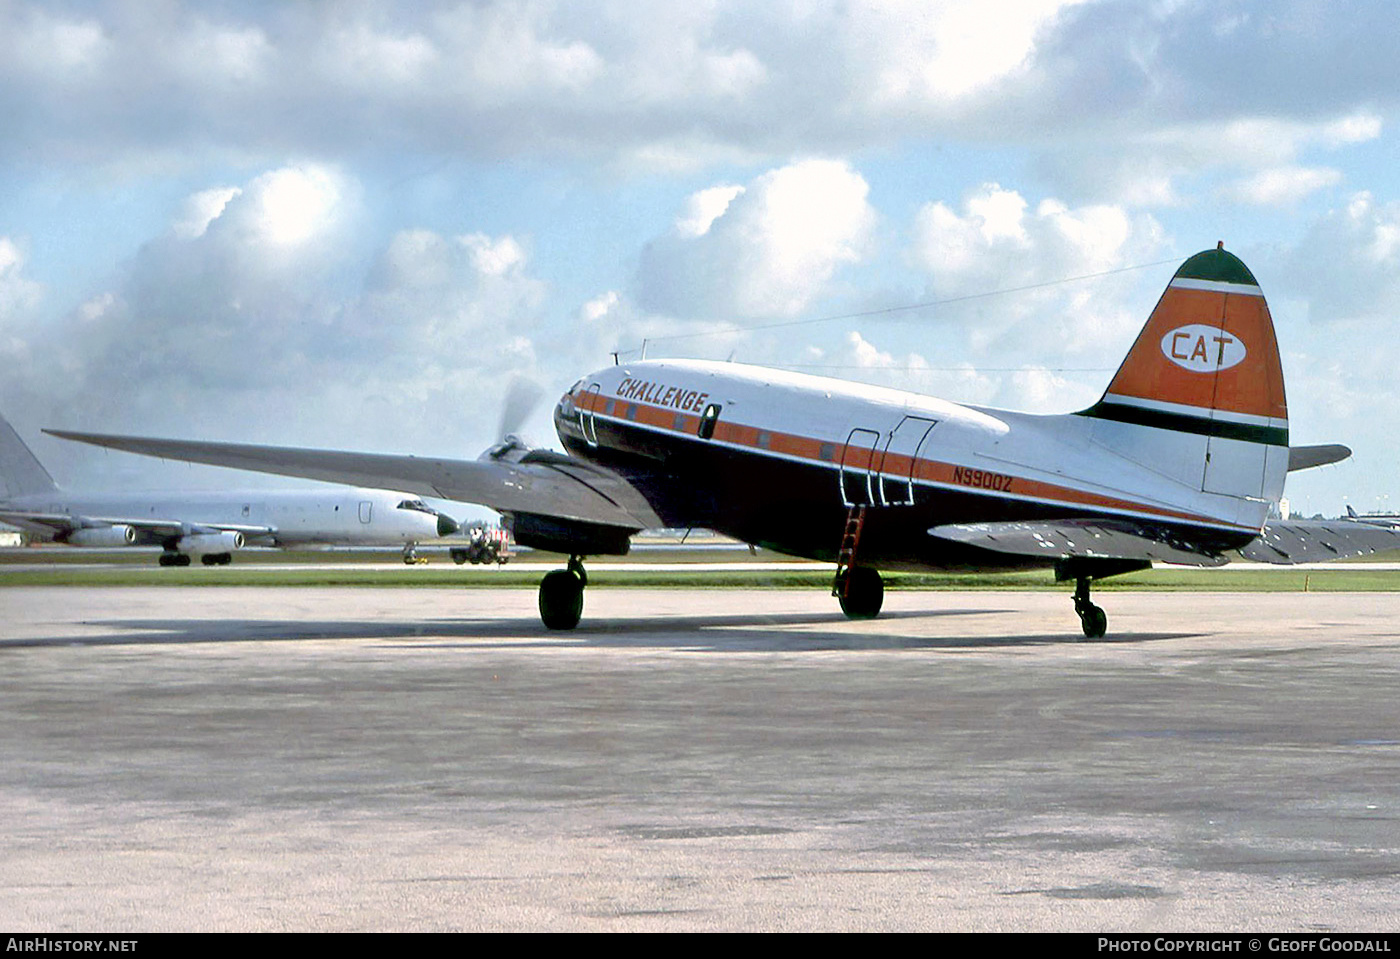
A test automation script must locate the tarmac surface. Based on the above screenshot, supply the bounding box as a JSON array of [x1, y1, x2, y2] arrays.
[[1, 585, 1398, 932]]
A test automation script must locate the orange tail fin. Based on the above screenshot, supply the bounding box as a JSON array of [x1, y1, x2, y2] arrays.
[[1080, 245, 1288, 517]]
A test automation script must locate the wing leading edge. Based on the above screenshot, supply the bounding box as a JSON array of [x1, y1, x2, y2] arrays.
[[43, 429, 660, 532]]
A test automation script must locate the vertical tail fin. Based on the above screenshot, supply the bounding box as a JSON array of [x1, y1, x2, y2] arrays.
[[0, 412, 59, 499], [1079, 245, 1288, 526]]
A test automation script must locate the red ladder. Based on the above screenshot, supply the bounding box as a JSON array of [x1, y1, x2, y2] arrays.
[[832, 505, 867, 598]]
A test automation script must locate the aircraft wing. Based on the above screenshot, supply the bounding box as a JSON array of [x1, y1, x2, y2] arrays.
[[44, 430, 661, 531], [928, 518, 1230, 567], [0, 509, 273, 540]]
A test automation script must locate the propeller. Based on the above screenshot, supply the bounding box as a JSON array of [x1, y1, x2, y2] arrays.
[[484, 375, 546, 461], [498, 375, 545, 444]]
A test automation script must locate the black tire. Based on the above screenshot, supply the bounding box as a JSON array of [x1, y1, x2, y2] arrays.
[[539, 569, 585, 630], [1080, 605, 1108, 640], [838, 567, 884, 620]]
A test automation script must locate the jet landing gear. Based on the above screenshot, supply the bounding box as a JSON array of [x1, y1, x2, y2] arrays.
[[1073, 576, 1108, 640], [835, 566, 884, 620], [539, 556, 587, 630]]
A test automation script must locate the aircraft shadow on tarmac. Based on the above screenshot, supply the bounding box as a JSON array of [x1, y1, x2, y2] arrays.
[[6, 607, 1199, 651]]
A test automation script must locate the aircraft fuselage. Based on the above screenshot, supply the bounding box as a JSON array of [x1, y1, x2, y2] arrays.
[[2, 487, 445, 549], [554, 359, 1261, 571]]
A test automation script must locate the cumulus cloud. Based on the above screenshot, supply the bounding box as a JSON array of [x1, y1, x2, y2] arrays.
[[636, 159, 876, 319], [1279, 191, 1400, 324], [2, 164, 566, 488], [3, 0, 1391, 192], [910, 183, 1162, 303], [1219, 166, 1343, 206], [0, 238, 43, 323]]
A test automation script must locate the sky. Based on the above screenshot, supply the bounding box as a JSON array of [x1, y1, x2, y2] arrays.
[[3, 0, 1399, 519]]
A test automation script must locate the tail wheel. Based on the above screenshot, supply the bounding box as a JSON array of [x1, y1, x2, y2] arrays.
[[1079, 605, 1108, 640], [1073, 576, 1109, 640]]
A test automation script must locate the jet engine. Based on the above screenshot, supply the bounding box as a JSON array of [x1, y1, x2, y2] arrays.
[[176, 531, 245, 555], [64, 525, 137, 547]]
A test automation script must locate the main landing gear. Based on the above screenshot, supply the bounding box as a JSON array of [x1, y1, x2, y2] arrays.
[[1072, 575, 1108, 640], [159, 551, 231, 566], [832, 505, 883, 620], [539, 555, 587, 630], [834, 566, 884, 620]]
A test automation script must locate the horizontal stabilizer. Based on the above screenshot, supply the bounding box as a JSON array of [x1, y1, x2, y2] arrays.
[[44, 429, 659, 531], [929, 519, 1229, 567], [1238, 520, 1400, 564], [1287, 444, 1352, 472]]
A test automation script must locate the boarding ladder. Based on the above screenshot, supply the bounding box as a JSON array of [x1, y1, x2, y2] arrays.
[[832, 505, 867, 598]]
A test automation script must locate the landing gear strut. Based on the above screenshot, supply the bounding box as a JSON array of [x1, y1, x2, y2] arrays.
[[1073, 575, 1108, 640], [539, 555, 587, 630], [835, 566, 884, 620]]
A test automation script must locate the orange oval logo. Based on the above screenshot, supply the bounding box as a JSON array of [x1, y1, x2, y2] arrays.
[[1160, 325, 1247, 373]]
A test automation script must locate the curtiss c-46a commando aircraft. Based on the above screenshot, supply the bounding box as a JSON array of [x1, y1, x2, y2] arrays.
[[49, 246, 1396, 635]]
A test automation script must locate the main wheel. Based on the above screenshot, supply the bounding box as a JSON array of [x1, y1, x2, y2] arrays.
[[539, 569, 585, 630], [838, 566, 884, 620]]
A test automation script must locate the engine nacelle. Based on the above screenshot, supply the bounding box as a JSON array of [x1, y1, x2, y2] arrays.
[[64, 525, 137, 547], [507, 513, 631, 556], [176, 531, 244, 555]]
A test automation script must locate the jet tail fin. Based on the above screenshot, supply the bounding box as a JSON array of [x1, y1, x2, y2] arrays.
[[0, 412, 58, 499], [1077, 245, 1288, 527]]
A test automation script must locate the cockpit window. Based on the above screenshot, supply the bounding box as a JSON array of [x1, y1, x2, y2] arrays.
[[397, 499, 433, 513]]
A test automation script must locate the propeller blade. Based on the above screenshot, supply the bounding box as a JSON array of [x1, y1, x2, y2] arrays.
[[498, 376, 544, 444]]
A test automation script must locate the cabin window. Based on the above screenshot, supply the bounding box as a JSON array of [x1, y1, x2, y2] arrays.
[[625, 403, 638, 421], [818, 443, 836, 461], [672, 413, 687, 431], [756, 430, 771, 449], [698, 403, 722, 440], [604, 399, 616, 416]]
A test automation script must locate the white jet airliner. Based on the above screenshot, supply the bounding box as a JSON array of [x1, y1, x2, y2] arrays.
[[0, 413, 458, 565], [49, 246, 1393, 632]]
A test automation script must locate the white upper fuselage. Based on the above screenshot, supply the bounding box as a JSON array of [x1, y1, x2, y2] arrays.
[[1, 486, 444, 547], [568, 358, 1268, 534]]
